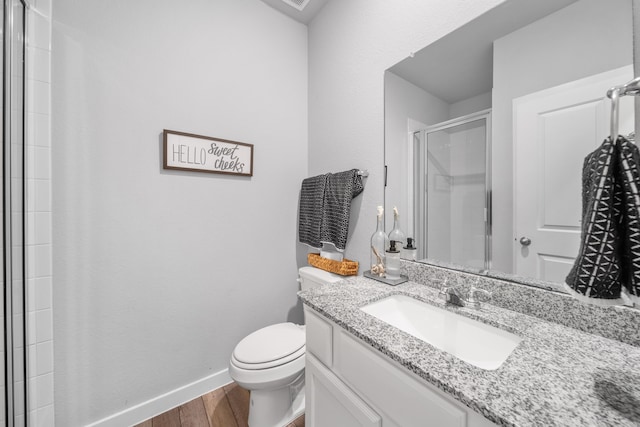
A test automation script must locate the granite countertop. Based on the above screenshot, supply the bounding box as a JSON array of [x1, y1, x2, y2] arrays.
[[298, 276, 640, 427]]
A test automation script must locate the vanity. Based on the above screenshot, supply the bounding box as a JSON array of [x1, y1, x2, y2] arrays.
[[298, 268, 640, 427], [299, 0, 640, 424]]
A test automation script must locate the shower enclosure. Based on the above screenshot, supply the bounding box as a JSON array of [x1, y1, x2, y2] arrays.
[[2, 0, 28, 425], [413, 110, 491, 270]]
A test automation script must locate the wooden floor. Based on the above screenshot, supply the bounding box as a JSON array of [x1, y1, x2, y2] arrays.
[[134, 382, 305, 427]]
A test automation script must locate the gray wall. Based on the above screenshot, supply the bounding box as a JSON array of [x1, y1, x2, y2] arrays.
[[52, 0, 308, 425], [384, 71, 449, 236]]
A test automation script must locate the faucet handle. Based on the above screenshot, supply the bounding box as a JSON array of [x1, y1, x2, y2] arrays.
[[468, 285, 492, 309]]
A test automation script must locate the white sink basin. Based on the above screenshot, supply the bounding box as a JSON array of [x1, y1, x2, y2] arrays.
[[360, 294, 522, 370]]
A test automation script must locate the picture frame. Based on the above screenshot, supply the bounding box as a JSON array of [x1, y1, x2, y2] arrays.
[[163, 129, 254, 177]]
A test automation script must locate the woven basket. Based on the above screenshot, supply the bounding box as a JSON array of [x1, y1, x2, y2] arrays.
[[308, 253, 359, 276]]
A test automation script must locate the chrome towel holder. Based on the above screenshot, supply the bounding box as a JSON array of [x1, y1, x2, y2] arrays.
[[607, 76, 640, 141]]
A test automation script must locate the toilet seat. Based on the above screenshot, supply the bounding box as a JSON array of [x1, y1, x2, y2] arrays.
[[232, 322, 305, 370]]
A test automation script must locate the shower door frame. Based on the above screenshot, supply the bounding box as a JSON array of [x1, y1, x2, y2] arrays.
[[3, 0, 28, 424], [413, 109, 492, 270]]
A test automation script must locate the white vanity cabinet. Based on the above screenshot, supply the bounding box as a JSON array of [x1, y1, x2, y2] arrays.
[[304, 307, 499, 427]]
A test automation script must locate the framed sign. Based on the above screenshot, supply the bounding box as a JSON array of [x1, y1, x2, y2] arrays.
[[163, 129, 254, 177]]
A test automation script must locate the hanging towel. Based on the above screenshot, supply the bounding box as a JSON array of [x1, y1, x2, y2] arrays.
[[298, 173, 329, 249], [616, 136, 640, 303], [565, 136, 640, 305], [319, 169, 364, 251]]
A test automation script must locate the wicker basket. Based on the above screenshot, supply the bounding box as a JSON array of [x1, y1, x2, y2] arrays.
[[307, 253, 359, 276]]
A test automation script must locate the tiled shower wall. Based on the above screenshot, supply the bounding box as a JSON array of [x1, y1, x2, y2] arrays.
[[26, 0, 53, 424]]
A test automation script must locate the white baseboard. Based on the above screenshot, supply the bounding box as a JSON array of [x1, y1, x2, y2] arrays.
[[86, 368, 232, 427]]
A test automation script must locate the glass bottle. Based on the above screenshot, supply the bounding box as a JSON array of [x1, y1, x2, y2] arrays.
[[370, 206, 388, 277], [388, 206, 406, 255]]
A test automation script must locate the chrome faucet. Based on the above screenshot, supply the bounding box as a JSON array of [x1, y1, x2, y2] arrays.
[[438, 283, 492, 309], [438, 285, 466, 306]]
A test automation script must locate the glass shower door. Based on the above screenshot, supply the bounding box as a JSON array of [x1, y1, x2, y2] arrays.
[[414, 112, 491, 269], [3, 0, 27, 425]]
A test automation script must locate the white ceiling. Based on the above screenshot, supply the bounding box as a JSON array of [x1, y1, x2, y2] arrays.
[[260, 0, 330, 24], [388, 0, 578, 104]]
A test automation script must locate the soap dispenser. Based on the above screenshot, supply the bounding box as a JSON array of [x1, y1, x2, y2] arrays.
[[403, 237, 418, 261], [385, 240, 401, 280]]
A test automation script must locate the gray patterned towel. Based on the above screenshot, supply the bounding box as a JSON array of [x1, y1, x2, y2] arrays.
[[616, 136, 640, 303], [565, 136, 640, 304], [299, 173, 329, 249], [319, 169, 364, 251], [298, 169, 364, 251]]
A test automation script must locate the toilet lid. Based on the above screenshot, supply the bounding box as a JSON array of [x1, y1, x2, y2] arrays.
[[233, 322, 305, 368]]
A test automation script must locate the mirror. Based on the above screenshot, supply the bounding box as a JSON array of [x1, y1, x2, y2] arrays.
[[384, 0, 635, 292]]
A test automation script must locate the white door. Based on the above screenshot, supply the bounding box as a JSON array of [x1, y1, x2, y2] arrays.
[[514, 65, 634, 282]]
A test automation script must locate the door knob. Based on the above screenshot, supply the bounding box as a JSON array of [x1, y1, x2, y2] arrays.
[[519, 237, 532, 246]]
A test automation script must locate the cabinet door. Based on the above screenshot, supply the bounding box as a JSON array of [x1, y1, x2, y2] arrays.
[[336, 331, 467, 427], [306, 353, 381, 427]]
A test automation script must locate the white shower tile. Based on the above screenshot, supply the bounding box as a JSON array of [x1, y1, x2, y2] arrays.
[[33, 0, 51, 20], [26, 212, 35, 245], [34, 180, 50, 212], [34, 213, 51, 245], [34, 277, 52, 311], [35, 373, 53, 407], [34, 113, 50, 147], [33, 245, 51, 278], [26, 246, 35, 279], [35, 309, 52, 343], [27, 311, 36, 346], [28, 48, 50, 83], [36, 341, 53, 375], [27, 279, 36, 313], [28, 81, 49, 115], [31, 404, 54, 427], [27, 112, 36, 146], [28, 374, 53, 410], [34, 147, 50, 180], [27, 13, 50, 51], [27, 179, 36, 212], [25, 146, 35, 179], [27, 344, 37, 379]]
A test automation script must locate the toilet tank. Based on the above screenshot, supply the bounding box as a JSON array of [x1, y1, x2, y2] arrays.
[[298, 266, 342, 291]]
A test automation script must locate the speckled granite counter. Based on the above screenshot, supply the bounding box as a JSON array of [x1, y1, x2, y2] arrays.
[[298, 276, 640, 427]]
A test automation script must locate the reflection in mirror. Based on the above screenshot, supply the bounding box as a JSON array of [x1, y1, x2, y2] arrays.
[[384, 0, 635, 291], [413, 111, 490, 270]]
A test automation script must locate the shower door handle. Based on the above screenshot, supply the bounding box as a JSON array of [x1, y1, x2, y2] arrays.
[[519, 237, 532, 246]]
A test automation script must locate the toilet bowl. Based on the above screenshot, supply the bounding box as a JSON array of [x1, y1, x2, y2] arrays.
[[228, 266, 341, 427]]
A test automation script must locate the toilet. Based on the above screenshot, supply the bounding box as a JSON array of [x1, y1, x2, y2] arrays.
[[228, 266, 342, 427]]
